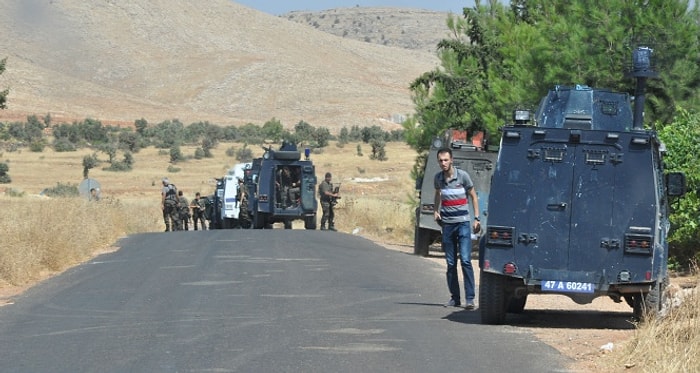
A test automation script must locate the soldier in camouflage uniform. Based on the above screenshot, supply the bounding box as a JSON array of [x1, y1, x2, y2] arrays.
[[190, 192, 207, 230], [161, 178, 181, 232], [238, 178, 252, 228], [318, 172, 340, 231], [178, 190, 190, 231]]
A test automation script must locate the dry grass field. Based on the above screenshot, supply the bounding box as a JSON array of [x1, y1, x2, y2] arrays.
[[0, 140, 417, 287]]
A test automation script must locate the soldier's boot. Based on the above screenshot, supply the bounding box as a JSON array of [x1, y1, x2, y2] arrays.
[[329, 223, 337, 232], [320, 225, 326, 230], [165, 222, 170, 232]]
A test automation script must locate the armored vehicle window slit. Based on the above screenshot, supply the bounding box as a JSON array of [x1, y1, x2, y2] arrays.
[[543, 147, 565, 162], [584, 150, 607, 165]]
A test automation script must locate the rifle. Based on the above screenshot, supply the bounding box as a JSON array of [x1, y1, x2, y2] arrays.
[[329, 183, 341, 206]]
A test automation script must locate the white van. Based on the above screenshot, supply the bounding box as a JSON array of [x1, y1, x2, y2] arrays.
[[220, 162, 251, 228]]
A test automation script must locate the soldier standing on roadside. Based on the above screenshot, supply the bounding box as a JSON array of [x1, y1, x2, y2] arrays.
[[178, 190, 190, 231], [319, 172, 340, 231], [190, 192, 208, 230], [161, 178, 181, 232]]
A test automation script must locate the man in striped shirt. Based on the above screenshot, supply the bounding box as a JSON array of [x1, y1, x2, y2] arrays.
[[434, 147, 481, 310]]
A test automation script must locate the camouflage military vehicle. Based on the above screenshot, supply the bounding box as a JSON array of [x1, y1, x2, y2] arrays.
[[414, 129, 498, 256], [479, 47, 687, 324]]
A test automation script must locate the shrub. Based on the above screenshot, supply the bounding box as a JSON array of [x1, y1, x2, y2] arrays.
[[236, 145, 253, 162], [54, 138, 77, 152], [29, 140, 45, 152], [42, 182, 79, 197]]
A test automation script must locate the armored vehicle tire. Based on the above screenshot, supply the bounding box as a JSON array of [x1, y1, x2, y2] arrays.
[[304, 215, 317, 230], [414, 226, 432, 257], [479, 271, 508, 325], [632, 277, 667, 321], [283, 220, 293, 229], [507, 295, 527, 314], [252, 212, 268, 229], [222, 218, 234, 229]]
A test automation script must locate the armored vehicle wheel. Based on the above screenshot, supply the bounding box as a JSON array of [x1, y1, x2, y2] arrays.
[[253, 212, 268, 229], [633, 277, 667, 321], [283, 220, 293, 229], [479, 271, 508, 325], [507, 295, 527, 314], [414, 227, 432, 257], [222, 218, 234, 229], [304, 215, 317, 230]]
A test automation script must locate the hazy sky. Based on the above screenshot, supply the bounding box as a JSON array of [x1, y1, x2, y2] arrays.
[[234, 1, 478, 15]]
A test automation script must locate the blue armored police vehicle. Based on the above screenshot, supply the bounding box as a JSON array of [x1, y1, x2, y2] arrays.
[[414, 129, 497, 256], [479, 47, 687, 324], [242, 142, 318, 229]]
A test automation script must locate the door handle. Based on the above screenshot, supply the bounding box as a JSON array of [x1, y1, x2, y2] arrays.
[[547, 202, 567, 210]]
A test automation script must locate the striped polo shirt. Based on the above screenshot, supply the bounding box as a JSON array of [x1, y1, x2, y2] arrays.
[[434, 167, 474, 224]]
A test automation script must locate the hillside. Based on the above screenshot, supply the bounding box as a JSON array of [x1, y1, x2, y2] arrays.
[[282, 7, 456, 53], [0, 0, 445, 132]]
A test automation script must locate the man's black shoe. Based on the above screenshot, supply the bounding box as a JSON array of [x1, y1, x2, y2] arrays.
[[329, 226, 337, 231], [444, 299, 461, 308]]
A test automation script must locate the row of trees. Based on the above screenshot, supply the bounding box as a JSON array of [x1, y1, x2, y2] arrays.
[[406, 0, 699, 261], [0, 115, 403, 181], [0, 116, 403, 153]]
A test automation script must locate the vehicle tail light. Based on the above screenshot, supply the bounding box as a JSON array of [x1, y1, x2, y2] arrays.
[[503, 262, 517, 275], [645, 271, 652, 281], [483, 260, 491, 270], [624, 233, 653, 255], [486, 226, 515, 247]]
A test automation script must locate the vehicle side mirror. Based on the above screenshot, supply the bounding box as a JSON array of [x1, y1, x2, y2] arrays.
[[415, 176, 423, 190], [666, 172, 687, 197]]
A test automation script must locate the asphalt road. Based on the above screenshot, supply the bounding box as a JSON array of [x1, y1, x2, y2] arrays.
[[0, 230, 570, 373]]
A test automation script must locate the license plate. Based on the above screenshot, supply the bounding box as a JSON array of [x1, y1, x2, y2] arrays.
[[542, 280, 594, 294]]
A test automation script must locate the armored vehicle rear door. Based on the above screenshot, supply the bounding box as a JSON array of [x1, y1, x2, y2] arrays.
[[524, 130, 620, 271], [495, 128, 658, 278]]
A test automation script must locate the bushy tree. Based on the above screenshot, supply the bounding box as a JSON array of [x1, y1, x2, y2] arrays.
[[169, 145, 185, 163], [294, 120, 315, 143], [338, 127, 349, 144], [134, 118, 148, 136], [369, 139, 387, 161], [118, 129, 143, 153], [405, 0, 700, 152], [236, 144, 253, 162], [657, 109, 700, 261], [237, 123, 264, 144], [25, 115, 45, 142], [0, 57, 7, 110], [148, 119, 185, 149], [262, 118, 284, 143], [54, 137, 77, 152], [82, 153, 99, 178], [313, 126, 332, 148], [0, 162, 10, 183]]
